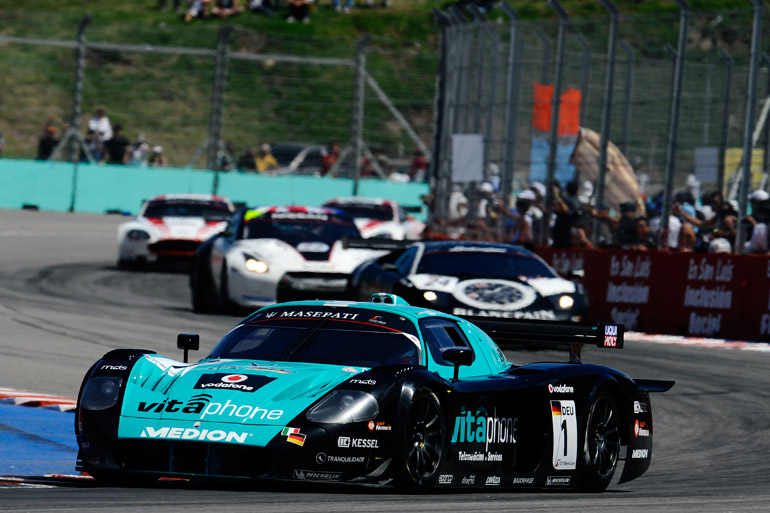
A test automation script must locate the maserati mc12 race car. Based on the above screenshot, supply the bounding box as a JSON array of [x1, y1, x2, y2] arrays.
[[76, 293, 672, 491]]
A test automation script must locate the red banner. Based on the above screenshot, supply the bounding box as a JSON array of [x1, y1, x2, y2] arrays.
[[537, 248, 762, 341]]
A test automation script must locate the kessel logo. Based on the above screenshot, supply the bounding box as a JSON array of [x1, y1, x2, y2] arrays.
[[194, 373, 275, 393]]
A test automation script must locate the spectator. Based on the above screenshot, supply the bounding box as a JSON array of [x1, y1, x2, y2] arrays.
[[248, 0, 276, 16], [287, 0, 312, 23], [741, 189, 770, 253], [237, 147, 257, 172], [527, 182, 547, 245], [332, 0, 353, 13], [635, 216, 657, 250], [571, 210, 595, 249], [37, 126, 59, 161], [185, 0, 211, 22], [212, 0, 244, 18], [103, 123, 130, 165], [616, 201, 641, 248], [256, 143, 279, 174], [148, 146, 167, 167], [127, 134, 150, 167], [409, 149, 428, 182], [87, 108, 112, 143], [320, 141, 340, 176], [217, 141, 236, 172], [550, 181, 581, 248], [502, 189, 534, 247], [84, 129, 102, 162]]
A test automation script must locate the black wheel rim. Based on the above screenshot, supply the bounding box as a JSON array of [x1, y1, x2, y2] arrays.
[[587, 396, 620, 479], [405, 393, 444, 480]]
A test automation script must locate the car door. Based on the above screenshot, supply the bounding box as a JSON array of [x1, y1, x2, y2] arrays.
[[419, 317, 493, 380]]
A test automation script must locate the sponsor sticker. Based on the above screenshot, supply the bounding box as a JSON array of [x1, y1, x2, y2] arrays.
[[546, 476, 571, 486], [136, 395, 283, 422], [513, 477, 535, 485], [450, 407, 518, 454], [316, 453, 366, 465], [461, 475, 476, 485], [634, 420, 650, 438], [548, 383, 574, 394], [293, 469, 342, 481], [139, 426, 249, 444], [485, 476, 501, 486], [282, 427, 306, 447], [631, 449, 649, 459], [438, 474, 453, 485], [350, 379, 376, 385], [100, 365, 127, 371], [194, 373, 276, 393], [634, 400, 649, 414], [604, 324, 619, 347], [367, 421, 391, 432]]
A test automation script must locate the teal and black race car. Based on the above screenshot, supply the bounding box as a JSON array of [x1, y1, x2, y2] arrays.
[[75, 294, 673, 491]]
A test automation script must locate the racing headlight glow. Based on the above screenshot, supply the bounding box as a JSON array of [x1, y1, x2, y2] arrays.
[[423, 291, 438, 302], [306, 390, 379, 424], [558, 295, 575, 309], [245, 258, 269, 273], [127, 230, 150, 241], [80, 376, 123, 410]]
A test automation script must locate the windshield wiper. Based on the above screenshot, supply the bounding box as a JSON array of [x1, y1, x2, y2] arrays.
[[278, 318, 329, 361]]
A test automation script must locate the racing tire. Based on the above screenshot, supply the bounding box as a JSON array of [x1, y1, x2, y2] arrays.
[[579, 389, 621, 492], [394, 389, 446, 492]]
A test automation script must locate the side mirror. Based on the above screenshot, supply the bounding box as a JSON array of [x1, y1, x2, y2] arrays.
[[177, 333, 200, 363], [442, 347, 473, 382]]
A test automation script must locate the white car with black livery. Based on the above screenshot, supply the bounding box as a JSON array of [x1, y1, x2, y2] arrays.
[[190, 205, 387, 312], [347, 240, 587, 321], [117, 194, 234, 268], [323, 197, 424, 240]]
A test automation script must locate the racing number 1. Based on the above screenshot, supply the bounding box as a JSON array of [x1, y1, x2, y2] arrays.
[[551, 400, 577, 470]]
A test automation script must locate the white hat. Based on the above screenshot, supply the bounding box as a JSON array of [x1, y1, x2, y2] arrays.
[[152, 146, 163, 153], [530, 181, 546, 197], [479, 182, 494, 193], [518, 189, 536, 201], [750, 189, 769, 202], [709, 238, 732, 253]]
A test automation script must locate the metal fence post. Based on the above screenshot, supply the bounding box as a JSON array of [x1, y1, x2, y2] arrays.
[[762, 53, 770, 188], [208, 25, 233, 194], [576, 34, 591, 130], [542, 0, 568, 246], [620, 41, 634, 157], [500, 1, 521, 219], [717, 49, 733, 198], [429, 9, 451, 222], [594, 0, 618, 246], [67, 14, 91, 213], [735, 0, 764, 252], [351, 34, 370, 196], [661, 0, 690, 249]]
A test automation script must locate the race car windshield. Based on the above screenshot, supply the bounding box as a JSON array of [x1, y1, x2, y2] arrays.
[[417, 251, 557, 280], [144, 201, 231, 220], [207, 319, 420, 368], [328, 204, 393, 221], [244, 220, 360, 244]]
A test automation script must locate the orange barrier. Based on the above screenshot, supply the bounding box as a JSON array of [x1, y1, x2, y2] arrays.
[[536, 247, 769, 342]]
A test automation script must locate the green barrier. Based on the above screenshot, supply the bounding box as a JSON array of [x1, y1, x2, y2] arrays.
[[0, 159, 429, 216]]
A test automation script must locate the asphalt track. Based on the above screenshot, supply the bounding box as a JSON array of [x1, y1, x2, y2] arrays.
[[0, 209, 768, 512]]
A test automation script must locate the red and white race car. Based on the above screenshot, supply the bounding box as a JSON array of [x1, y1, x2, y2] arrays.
[[322, 197, 424, 240], [117, 194, 234, 267]]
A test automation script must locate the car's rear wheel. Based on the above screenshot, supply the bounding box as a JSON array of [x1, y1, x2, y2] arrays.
[[395, 389, 446, 491], [580, 389, 621, 492]]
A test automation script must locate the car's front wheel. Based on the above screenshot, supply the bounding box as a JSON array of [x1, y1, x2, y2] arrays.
[[395, 388, 446, 491], [580, 389, 621, 492]]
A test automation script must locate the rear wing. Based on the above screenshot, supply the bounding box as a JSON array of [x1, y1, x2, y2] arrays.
[[341, 237, 413, 252], [461, 317, 623, 364]]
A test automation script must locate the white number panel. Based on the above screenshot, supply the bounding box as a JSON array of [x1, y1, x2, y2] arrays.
[[550, 400, 577, 470]]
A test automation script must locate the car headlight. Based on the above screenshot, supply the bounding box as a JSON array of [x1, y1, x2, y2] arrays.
[[127, 230, 150, 241], [306, 390, 379, 424], [244, 254, 269, 273], [558, 295, 575, 309], [423, 291, 438, 302], [80, 376, 123, 410]]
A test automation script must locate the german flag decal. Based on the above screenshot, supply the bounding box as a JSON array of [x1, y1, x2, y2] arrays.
[[551, 402, 561, 415], [281, 427, 306, 446]]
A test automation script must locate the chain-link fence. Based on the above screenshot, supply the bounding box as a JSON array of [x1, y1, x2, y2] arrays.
[[429, 2, 770, 249]]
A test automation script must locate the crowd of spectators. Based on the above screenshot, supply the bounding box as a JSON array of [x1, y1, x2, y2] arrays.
[[37, 109, 168, 168], [179, 0, 391, 24], [420, 178, 770, 255]]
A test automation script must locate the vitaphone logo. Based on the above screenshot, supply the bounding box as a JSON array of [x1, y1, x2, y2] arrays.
[[450, 406, 518, 453], [137, 393, 283, 422], [194, 373, 276, 393]]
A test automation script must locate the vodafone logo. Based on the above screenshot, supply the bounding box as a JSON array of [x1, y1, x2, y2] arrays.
[[548, 383, 574, 394], [221, 374, 247, 383]]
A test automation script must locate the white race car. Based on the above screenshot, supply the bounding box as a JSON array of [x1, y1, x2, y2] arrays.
[[117, 194, 234, 267], [189, 205, 388, 312], [322, 197, 424, 240]]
